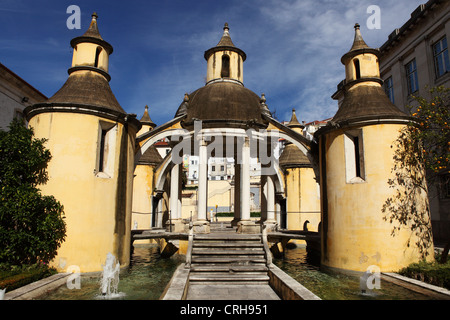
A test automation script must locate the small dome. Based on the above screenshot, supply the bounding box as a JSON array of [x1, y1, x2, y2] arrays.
[[180, 81, 266, 129], [279, 144, 311, 168]]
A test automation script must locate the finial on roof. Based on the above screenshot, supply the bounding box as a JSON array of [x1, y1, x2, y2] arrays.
[[140, 105, 156, 128], [216, 22, 235, 47], [260, 93, 272, 117], [288, 108, 304, 129], [350, 22, 369, 51], [92, 12, 98, 20], [260, 93, 266, 104]]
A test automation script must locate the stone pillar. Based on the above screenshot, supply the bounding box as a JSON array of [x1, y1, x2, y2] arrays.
[[264, 175, 277, 232], [237, 137, 259, 233], [167, 164, 184, 232], [231, 163, 241, 227], [195, 138, 210, 233]]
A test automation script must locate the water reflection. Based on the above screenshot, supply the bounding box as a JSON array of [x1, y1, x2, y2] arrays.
[[274, 246, 432, 300], [43, 245, 184, 300]]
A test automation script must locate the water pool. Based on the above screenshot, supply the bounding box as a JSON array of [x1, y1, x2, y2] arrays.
[[42, 244, 434, 300], [274, 247, 433, 300]]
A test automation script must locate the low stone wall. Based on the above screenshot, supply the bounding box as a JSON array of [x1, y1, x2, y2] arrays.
[[4, 273, 71, 300], [268, 265, 321, 300], [160, 264, 189, 300]]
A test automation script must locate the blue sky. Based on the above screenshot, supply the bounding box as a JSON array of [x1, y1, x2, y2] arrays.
[[0, 0, 425, 126]]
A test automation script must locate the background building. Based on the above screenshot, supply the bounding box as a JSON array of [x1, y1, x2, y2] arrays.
[[0, 63, 47, 130], [379, 0, 449, 242]]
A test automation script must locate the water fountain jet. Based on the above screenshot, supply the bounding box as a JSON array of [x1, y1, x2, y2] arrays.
[[98, 253, 123, 299]]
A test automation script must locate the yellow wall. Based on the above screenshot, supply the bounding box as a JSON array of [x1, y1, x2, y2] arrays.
[[206, 51, 243, 83], [321, 124, 434, 272], [132, 164, 154, 231], [285, 167, 321, 232], [72, 42, 109, 72], [344, 53, 379, 82], [28, 111, 135, 273]]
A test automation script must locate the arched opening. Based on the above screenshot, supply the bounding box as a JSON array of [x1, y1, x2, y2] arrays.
[[221, 54, 230, 78], [94, 47, 102, 68], [354, 58, 361, 79]]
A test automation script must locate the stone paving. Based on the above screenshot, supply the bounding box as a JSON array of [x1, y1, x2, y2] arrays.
[[186, 283, 281, 300]]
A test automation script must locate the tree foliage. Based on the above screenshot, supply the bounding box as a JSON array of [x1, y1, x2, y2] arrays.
[[382, 86, 449, 260], [0, 119, 66, 265]]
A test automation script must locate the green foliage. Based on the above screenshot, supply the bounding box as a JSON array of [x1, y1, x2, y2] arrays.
[[0, 262, 57, 291], [398, 254, 450, 290], [408, 86, 449, 176], [0, 119, 66, 265], [381, 87, 449, 259]]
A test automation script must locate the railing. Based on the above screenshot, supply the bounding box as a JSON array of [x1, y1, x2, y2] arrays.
[[185, 221, 194, 269], [261, 224, 273, 269]]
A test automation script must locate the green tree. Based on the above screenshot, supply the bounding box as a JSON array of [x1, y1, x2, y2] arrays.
[[382, 86, 449, 260], [0, 119, 66, 265]]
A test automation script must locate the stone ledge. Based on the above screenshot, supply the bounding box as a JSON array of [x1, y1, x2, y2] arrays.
[[4, 273, 70, 300], [268, 265, 321, 300], [382, 272, 450, 300], [160, 264, 190, 300]]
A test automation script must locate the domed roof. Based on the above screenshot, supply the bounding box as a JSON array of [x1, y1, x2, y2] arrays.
[[179, 81, 267, 129], [279, 143, 311, 168]]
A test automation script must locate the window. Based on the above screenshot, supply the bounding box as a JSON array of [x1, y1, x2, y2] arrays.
[[354, 59, 361, 79], [344, 129, 365, 183], [212, 165, 215, 172], [433, 37, 450, 78], [96, 121, 117, 178], [406, 59, 419, 94], [94, 47, 102, 68], [384, 76, 394, 104], [221, 54, 230, 78], [220, 165, 225, 171]]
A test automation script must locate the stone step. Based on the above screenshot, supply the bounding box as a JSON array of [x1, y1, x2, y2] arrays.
[[189, 273, 270, 283], [192, 248, 265, 255], [194, 234, 261, 241], [193, 241, 264, 248], [191, 256, 266, 264], [190, 265, 268, 273], [189, 280, 269, 286]]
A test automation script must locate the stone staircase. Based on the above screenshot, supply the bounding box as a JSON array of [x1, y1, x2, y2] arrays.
[[188, 223, 270, 285]]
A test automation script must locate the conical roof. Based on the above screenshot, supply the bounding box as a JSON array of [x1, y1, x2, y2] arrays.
[[349, 23, 369, 51], [42, 13, 124, 114], [204, 23, 246, 61], [341, 23, 379, 64], [138, 145, 163, 166], [216, 23, 235, 47], [140, 105, 156, 127], [287, 109, 304, 129], [279, 144, 311, 168], [70, 13, 113, 54], [331, 24, 410, 126]]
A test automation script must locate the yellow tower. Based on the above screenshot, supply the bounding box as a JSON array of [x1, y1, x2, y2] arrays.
[[279, 109, 320, 235], [315, 24, 434, 273], [132, 106, 162, 239], [24, 13, 141, 272], [204, 23, 246, 85]]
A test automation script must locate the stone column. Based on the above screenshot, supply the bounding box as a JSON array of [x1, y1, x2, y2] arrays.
[[195, 138, 210, 233], [167, 164, 184, 232], [237, 137, 259, 233], [231, 163, 241, 226], [264, 175, 277, 232]]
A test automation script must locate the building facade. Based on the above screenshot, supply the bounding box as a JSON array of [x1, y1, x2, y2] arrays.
[[0, 63, 47, 130], [379, 0, 449, 240]]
